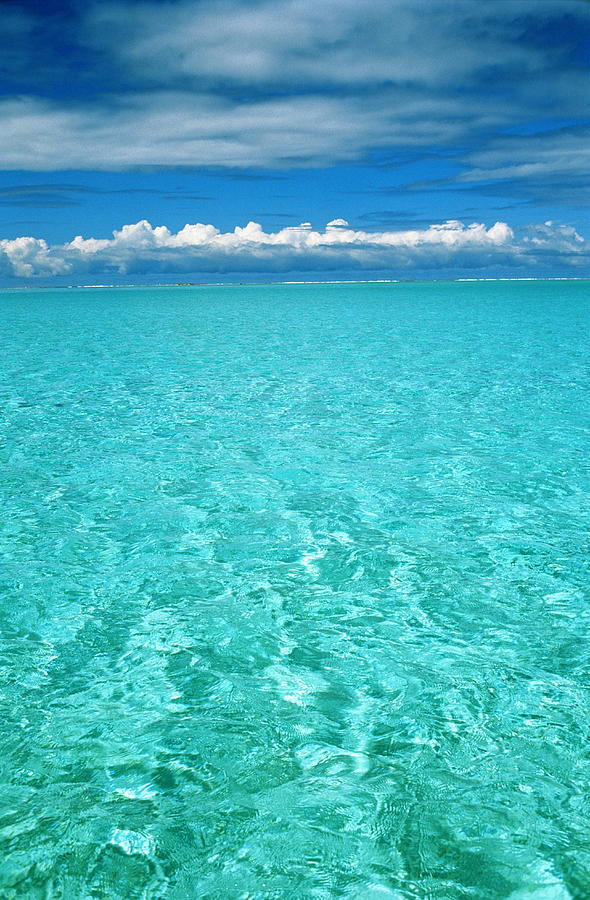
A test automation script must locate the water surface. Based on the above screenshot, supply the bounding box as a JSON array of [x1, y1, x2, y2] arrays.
[[0, 280, 589, 898]]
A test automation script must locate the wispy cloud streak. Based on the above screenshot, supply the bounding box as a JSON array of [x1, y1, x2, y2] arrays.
[[0, 0, 587, 199]]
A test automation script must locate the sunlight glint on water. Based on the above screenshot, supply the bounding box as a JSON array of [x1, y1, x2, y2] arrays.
[[0, 280, 588, 899]]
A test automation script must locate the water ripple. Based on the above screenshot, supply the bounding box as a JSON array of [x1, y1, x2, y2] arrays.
[[0, 281, 588, 898]]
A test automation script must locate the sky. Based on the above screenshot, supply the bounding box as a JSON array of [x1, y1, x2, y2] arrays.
[[0, 0, 589, 283]]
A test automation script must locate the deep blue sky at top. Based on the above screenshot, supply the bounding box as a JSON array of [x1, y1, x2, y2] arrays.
[[0, 0, 589, 244]]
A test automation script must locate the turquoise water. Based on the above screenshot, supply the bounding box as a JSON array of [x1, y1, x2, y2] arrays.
[[0, 280, 589, 899]]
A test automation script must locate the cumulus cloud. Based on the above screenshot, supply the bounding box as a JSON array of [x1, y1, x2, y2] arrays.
[[0, 236, 69, 278], [1, 218, 587, 281]]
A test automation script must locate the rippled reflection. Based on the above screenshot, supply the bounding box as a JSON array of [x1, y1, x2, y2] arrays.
[[0, 281, 588, 898]]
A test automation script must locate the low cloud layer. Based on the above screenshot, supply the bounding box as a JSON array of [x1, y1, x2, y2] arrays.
[[1, 218, 587, 281]]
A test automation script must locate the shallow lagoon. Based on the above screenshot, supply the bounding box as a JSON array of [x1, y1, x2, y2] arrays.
[[0, 280, 588, 898]]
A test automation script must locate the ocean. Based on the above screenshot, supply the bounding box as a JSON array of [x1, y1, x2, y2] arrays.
[[0, 280, 588, 898]]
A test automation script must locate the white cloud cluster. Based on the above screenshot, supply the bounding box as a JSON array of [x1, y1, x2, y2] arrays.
[[0, 235, 69, 278], [1, 218, 587, 280]]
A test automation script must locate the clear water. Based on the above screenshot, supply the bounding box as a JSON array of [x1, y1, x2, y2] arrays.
[[0, 280, 588, 899]]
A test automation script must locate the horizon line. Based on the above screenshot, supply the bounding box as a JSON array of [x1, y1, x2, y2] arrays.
[[1, 275, 589, 292]]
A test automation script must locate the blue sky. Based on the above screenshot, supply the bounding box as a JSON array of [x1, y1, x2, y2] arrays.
[[0, 0, 589, 282]]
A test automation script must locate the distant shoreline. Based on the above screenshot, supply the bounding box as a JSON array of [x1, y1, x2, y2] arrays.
[[0, 276, 588, 292]]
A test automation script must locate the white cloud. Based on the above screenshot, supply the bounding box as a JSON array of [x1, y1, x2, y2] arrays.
[[0, 236, 70, 278], [83, 0, 558, 91], [0, 217, 587, 281], [0, 92, 426, 170], [0, 0, 587, 181], [459, 127, 590, 189], [521, 222, 586, 250]]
